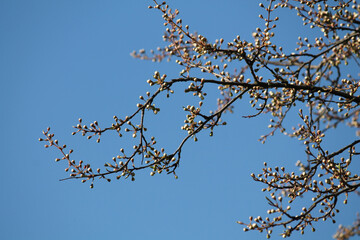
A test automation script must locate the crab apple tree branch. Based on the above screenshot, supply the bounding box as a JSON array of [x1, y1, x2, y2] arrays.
[[41, 0, 360, 238]]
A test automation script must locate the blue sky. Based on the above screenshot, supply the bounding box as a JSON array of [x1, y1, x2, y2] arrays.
[[1, 1, 359, 239]]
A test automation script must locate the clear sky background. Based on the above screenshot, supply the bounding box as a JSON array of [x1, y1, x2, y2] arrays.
[[1, 1, 359, 240]]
